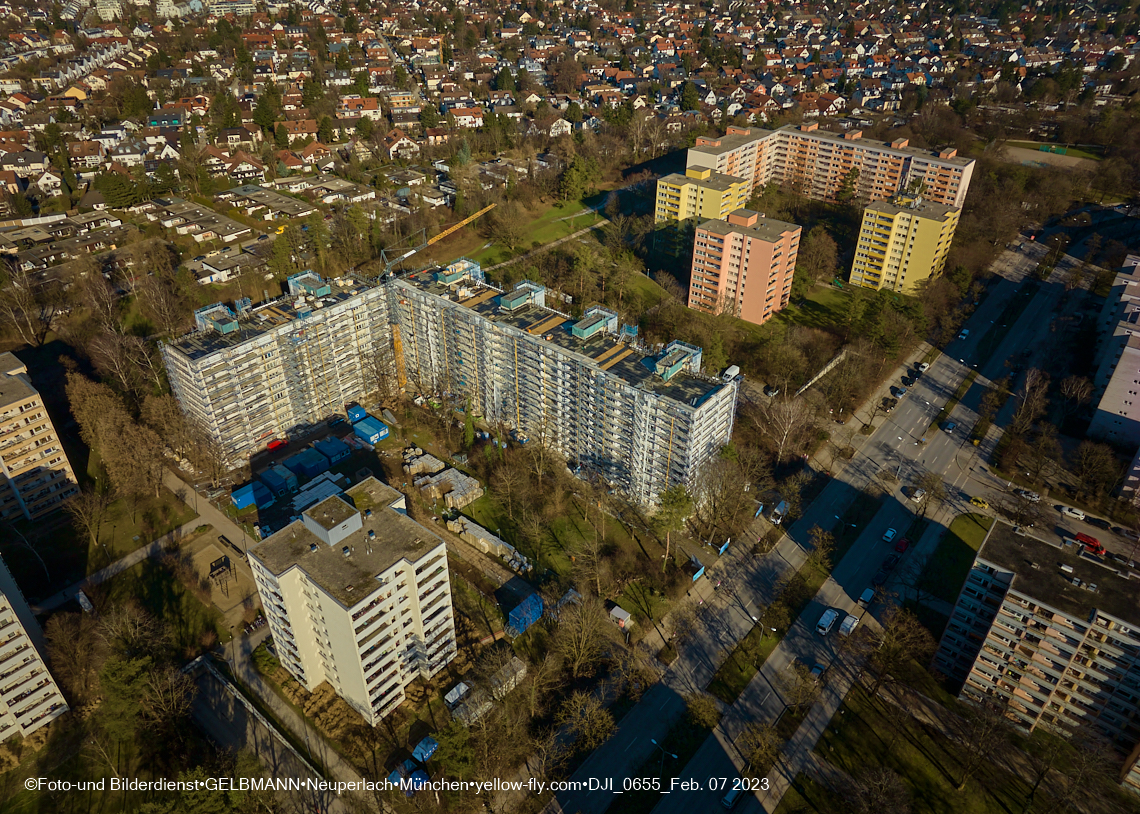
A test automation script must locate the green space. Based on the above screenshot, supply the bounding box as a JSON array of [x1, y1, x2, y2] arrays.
[[776, 285, 849, 331], [975, 281, 1038, 365], [773, 773, 845, 813], [3, 484, 195, 602], [1006, 141, 1103, 161], [101, 555, 231, 655], [708, 561, 828, 704], [917, 513, 993, 604], [607, 710, 718, 814], [775, 704, 809, 742], [817, 685, 1048, 814]]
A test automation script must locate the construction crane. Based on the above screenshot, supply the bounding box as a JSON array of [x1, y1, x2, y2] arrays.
[[383, 203, 496, 392], [379, 203, 496, 276]]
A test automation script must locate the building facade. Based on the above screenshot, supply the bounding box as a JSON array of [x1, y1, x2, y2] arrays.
[[935, 522, 1140, 758], [247, 479, 455, 726], [688, 209, 800, 325], [0, 352, 78, 521], [1089, 256, 1140, 453], [654, 167, 751, 226], [684, 123, 975, 208], [0, 555, 69, 738], [849, 195, 960, 294], [160, 273, 392, 464], [390, 262, 740, 504]]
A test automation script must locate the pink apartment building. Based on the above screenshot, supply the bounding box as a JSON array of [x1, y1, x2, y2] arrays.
[[687, 209, 801, 326]]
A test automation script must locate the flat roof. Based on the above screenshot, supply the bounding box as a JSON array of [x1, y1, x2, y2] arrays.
[[165, 280, 376, 362], [981, 522, 1140, 628], [250, 478, 444, 607], [698, 214, 800, 243], [306, 495, 357, 530], [866, 196, 958, 219], [395, 273, 729, 408], [0, 353, 35, 409], [658, 170, 745, 192]]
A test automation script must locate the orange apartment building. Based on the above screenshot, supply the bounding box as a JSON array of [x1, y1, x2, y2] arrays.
[[688, 209, 800, 326], [684, 123, 974, 208], [0, 352, 78, 521]]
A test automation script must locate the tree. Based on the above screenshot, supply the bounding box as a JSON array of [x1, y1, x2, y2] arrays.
[[558, 690, 615, 751], [654, 485, 692, 571], [738, 722, 781, 776], [0, 266, 61, 347], [564, 101, 583, 123], [805, 525, 835, 572], [355, 115, 374, 140], [867, 607, 935, 697], [746, 396, 817, 465], [913, 471, 948, 520], [685, 692, 721, 730], [44, 611, 103, 703], [796, 225, 838, 286], [317, 115, 334, 144], [495, 66, 516, 92], [1071, 440, 1120, 501], [65, 485, 112, 548], [553, 598, 612, 678], [1059, 375, 1092, 422], [954, 698, 1010, 790], [680, 81, 700, 111], [783, 662, 822, 708], [274, 123, 290, 149], [845, 768, 911, 814], [1009, 368, 1050, 437]]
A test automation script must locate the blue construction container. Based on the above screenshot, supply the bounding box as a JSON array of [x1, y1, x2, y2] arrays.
[[282, 448, 330, 479], [507, 593, 544, 637], [268, 463, 298, 491], [313, 436, 351, 464], [353, 415, 389, 445], [259, 468, 291, 496], [412, 736, 438, 762], [232, 482, 275, 510], [347, 404, 367, 423]]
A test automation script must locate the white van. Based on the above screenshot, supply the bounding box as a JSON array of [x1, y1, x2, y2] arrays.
[[839, 614, 859, 637]]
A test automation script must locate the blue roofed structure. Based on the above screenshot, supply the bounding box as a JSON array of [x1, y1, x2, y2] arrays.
[[232, 481, 275, 510], [313, 435, 351, 464], [282, 448, 330, 478]]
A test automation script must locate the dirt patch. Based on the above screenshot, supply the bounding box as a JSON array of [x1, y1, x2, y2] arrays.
[[1002, 146, 1098, 170]]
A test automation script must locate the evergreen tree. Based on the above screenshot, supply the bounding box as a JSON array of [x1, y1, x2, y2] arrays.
[[275, 124, 290, 150], [317, 116, 334, 143], [495, 66, 516, 92], [680, 81, 700, 111]]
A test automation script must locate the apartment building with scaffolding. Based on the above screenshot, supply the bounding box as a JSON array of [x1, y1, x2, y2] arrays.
[[934, 521, 1140, 776], [0, 554, 69, 738], [389, 261, 740, 504], [247, 478, 455, 725], [0, 352, 78, 521], [160, 272, 391, 464], [849, 194, 960, 295], [688, 209, 800, 325], [683, 123, 975, 208]]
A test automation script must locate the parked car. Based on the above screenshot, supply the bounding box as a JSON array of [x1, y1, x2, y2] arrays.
[[890, 386, 908, 398], [902, 376, 916, 387], [910, 488, 927, 503], [839, 614, 859, 637], [1113, 527, 1140, 541], [970, 496, 989, 509], [1088, 517, 1111, 531], [193, 255, 206, 262], [917, 362, 930, 372], [1061, 506, 1086, 521], [816, 608, 839, 635], [883, 397, 898, 414], [763, 385, 780, 397], [721, 787, 743, 809], [1016, 490, 1041, 503], [809, 662, 826, 681], [267, 438, 286, 450], [958, 329, 970, 340], [858, 588, 876, 607], [882, 528, 898, 543], [258, 234, 270, 241], [895, 537, 911, 553]]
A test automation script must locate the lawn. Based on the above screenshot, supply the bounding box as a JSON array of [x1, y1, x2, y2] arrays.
[[917, 513, 993, 604], [816, 684, 1051, 814], [1006, 141, 1103, 161], [773, 773, 846, 813], [3, 485, 197, 603], [777, 285, 850, 331], [100, 554, 231, 655]]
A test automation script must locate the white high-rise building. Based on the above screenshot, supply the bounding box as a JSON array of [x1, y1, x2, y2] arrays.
[[0, 556, 68, 739], [247, 478, 455, 725]]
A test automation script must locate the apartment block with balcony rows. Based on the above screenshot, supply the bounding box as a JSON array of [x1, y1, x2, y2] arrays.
[[0, 555, 68, 738], [688, 209, 800, 326], [935, 521, 1140, 795], [160, 272, 392, 465], [0, 352, 78, 521], [849, 195, 960, 294], [389, 266, 740, 505], [684, 123, 975, 208], [247, 478, 455, 726]]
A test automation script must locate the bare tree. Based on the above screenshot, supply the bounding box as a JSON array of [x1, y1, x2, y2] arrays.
[[553, 598, 613, 679], [867, 607, 936, 697], [141, 664, 196, 735], [557, 690, 615, 751], [685, 692, 722, 730], [1009, 368, 1050, 437], [98, 604, 168, 659], [738, 722, 781, 777], [44, 611, 104, 703], [913, 471, 949, 520], [0, 266, 61, 347], [783, 662, 823, 708], [65, 485, 112, 548], [1059, 375, 1093, 422], [845, 767, 911, 814], [953, 698, 1010, 791], [747, 396, 817, 465], [1071, 440, 1122, 502]]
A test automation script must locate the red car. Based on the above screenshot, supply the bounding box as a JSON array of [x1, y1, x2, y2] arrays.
[[894, 537, 911, 553], [267, 438, 286, 450]]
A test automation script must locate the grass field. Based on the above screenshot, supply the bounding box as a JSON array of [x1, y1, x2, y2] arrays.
[[817, 684, 1062, 814], [1006, 141, 1103, 161], [918, 513, 993, 604], [777, 285, 849, 331]]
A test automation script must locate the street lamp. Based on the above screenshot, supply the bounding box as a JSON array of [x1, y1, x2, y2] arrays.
[[649, 738, 677, 778]]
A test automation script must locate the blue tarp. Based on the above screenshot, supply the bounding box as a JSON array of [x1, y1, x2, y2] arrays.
[[283, 448, 330, 479], [313, 435, 351, 463], [412, 736, 438, 762]]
